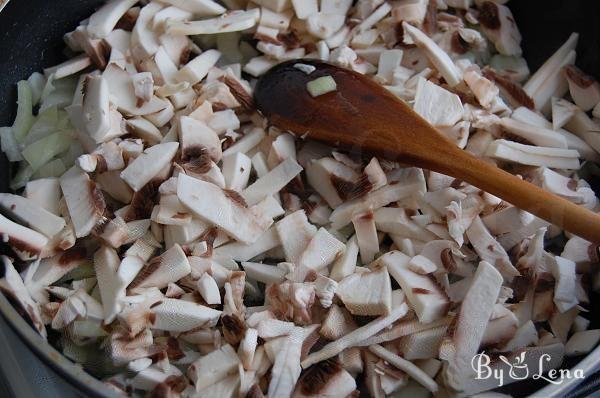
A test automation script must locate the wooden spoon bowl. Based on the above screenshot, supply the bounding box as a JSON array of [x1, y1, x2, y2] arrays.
[[254, 59, 600, 243]]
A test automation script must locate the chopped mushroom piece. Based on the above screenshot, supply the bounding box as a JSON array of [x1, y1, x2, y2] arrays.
[[337, 265, 392, 316], [383, 251, 450, 323], [443, 261, 503, 393], [564, 65, 600, 112], [402, 22, 462, 87], [120, 142, 179, 192], [166, 9, 259, 35], [478, 1, 522, 56], [414, 78, 464, 126], [152, 298, 222, 332], [0, 256, 47, 337], [297, 227, 346, 271], [177, 174, 271, 244], [301, 302, 409, 368], [60, 166, 106, 238], [0, 193, 65, 238]]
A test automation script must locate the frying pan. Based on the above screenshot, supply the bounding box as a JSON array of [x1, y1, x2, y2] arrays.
[[1, 1, 600, 397]]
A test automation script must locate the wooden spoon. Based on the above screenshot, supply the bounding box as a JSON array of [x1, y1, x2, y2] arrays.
[[254, 59, 600, 244]]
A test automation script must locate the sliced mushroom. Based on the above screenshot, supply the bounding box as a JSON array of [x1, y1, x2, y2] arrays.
[[402, 23, 462, 87], [564, 65, 600, 112], [443, 261, 503, 393], [382, 251, 450, 323], [60, 166, 106, 238], [0, 256, 47, 337], [337, 265, 392, 316]]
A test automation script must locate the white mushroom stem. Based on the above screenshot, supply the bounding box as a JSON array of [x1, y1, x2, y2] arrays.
[[368, 344, 438, 393]]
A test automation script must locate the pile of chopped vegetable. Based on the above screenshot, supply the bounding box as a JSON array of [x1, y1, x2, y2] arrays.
[[1, 0, 600, 397]]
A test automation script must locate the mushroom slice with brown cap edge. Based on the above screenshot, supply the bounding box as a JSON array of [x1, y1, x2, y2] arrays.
[[0, 193, 66, 239], [187, 344, 239, 391], [382, 251, 450, 323], [358, 316, 454, 347], [152, 298, 222, 332], [337, 265, 392, 316], [329, 168, 426, 229], [530, 167, 589, 205], [293, 358, 357, 398], [0, 256, 47, 338], [464, 68, 500, 109], [25, 248, 87, 304], [129, 243, 191, 290], [179, 116, 222, 163], [560, 235, 598, 265], [120, 142, 179, 192], [478, 1, 522, 56], [59, 166, 106, 239], [402, 23, 462, 87], [523, 34, 578, 97], [43, 54, 92, 80], [305, 157, 361, 208], [564, 65, 600, 112], [443, 261, 503, 392]]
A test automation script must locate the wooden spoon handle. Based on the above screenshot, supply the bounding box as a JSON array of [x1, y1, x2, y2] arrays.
[[429, 148, 600, 244]]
